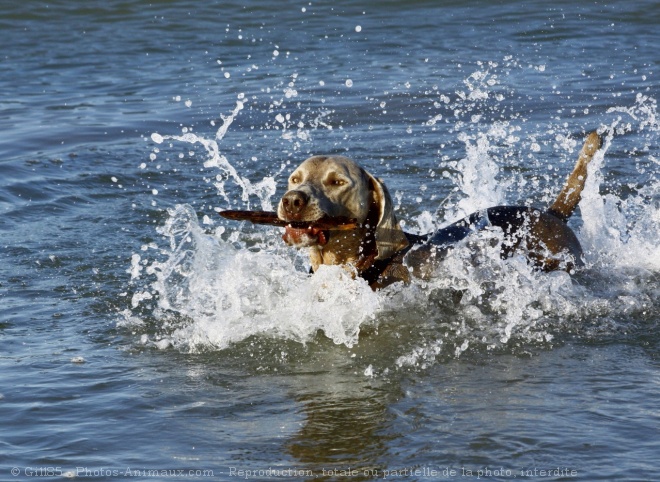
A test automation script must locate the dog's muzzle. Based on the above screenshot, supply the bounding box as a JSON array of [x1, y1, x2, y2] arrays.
[[279, 190, 330, 247]]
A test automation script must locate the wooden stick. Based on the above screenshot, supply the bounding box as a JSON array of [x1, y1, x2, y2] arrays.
[[218, 210, 358, 230]]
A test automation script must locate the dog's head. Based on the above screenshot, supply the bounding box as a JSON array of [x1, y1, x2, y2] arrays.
[[277, 155, 409, 261]]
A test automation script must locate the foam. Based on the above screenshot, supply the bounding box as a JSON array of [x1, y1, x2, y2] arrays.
[[126, 204, 381, 352]]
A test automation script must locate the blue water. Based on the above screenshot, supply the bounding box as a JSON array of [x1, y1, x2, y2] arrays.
[[1, 1, 659, 481]]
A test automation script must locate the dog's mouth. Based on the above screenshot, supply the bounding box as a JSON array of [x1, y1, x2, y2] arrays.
[[278, 214, 358, 248], [282, 224, 329, 247]]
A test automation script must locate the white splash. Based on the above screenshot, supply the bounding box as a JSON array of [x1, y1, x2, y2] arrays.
[[580, 94, 660, 271], [129, 204, 382, 352], [449, 130, 511, 221], [150, 97, 276, 210]]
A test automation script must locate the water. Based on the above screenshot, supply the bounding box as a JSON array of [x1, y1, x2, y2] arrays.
[[1, 1, 659, 480]]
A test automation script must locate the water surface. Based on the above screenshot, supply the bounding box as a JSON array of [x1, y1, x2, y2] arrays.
[[1, 1, 659, 481]]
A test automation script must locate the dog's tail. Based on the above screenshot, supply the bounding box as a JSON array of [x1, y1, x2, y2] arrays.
[[546, 131, 602, 222]]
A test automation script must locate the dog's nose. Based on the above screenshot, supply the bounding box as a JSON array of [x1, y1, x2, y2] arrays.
[[281, 190, 309, 216]]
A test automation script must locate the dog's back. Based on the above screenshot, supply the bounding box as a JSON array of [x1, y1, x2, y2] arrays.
[[407, 131, 603, 277]]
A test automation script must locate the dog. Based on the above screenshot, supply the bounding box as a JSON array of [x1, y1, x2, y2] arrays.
[[277, 132, 602, 289]]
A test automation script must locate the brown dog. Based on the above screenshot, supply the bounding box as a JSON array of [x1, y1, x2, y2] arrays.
[[277, 132, 602, 289]]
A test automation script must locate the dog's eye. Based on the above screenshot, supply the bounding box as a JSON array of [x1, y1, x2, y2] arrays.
[[290, 176, 301, 184], [327, 178, 347, 187]]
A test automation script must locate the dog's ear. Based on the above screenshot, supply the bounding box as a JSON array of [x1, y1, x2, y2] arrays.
[[366, 173, 410, 260]]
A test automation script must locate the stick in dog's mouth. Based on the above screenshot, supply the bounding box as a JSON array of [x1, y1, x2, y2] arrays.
[[218, 209, 358, 230]]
